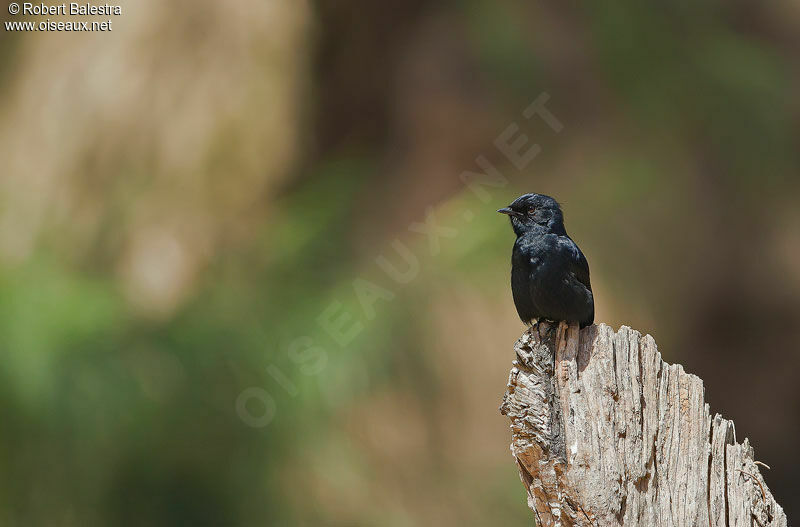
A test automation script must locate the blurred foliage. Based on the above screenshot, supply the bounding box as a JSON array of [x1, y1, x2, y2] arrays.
[[1, 0, 799, 525]]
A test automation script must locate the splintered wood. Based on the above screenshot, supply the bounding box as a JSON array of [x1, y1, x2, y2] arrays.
[[499, 322, 786, 527]]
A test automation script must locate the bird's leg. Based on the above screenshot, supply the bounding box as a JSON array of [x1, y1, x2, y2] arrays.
[[528, 318, 539, 337], [543, 319, 558, 338]]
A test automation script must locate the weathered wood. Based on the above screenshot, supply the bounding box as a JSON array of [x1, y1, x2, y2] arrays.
[[499, 322, 786, 526]]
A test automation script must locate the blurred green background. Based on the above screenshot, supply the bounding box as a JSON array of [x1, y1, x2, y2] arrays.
[[1, 0, 799, 525]]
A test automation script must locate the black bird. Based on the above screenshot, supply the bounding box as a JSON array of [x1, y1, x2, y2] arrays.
[[498, 194, 594, 328]]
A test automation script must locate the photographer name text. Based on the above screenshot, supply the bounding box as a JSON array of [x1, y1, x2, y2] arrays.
[[19, 3, 121, 16]]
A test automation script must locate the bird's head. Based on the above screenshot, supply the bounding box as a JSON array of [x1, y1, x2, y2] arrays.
[[498, 193, 566, 236]]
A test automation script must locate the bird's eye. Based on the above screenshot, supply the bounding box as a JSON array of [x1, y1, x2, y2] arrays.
[[528, 207, 536, 215]]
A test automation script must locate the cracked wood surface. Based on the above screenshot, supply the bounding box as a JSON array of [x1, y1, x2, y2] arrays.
[[499, 322, 787, 527]]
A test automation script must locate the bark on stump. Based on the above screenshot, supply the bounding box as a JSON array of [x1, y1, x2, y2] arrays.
[[499, 322, 787, 526]]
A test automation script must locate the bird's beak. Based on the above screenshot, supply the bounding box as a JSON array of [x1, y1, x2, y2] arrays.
[[497, 207, 519, 217]]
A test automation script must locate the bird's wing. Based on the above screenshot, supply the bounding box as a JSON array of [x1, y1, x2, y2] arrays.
[[556, 236, 594, 327], [558, 236, 591, 291]]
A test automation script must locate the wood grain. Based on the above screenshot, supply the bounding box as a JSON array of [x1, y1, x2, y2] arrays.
[[499, 322, 786, 526]]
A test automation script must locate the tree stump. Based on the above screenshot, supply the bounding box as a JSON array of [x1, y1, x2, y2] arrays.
[[499, 322, 787, 526]]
